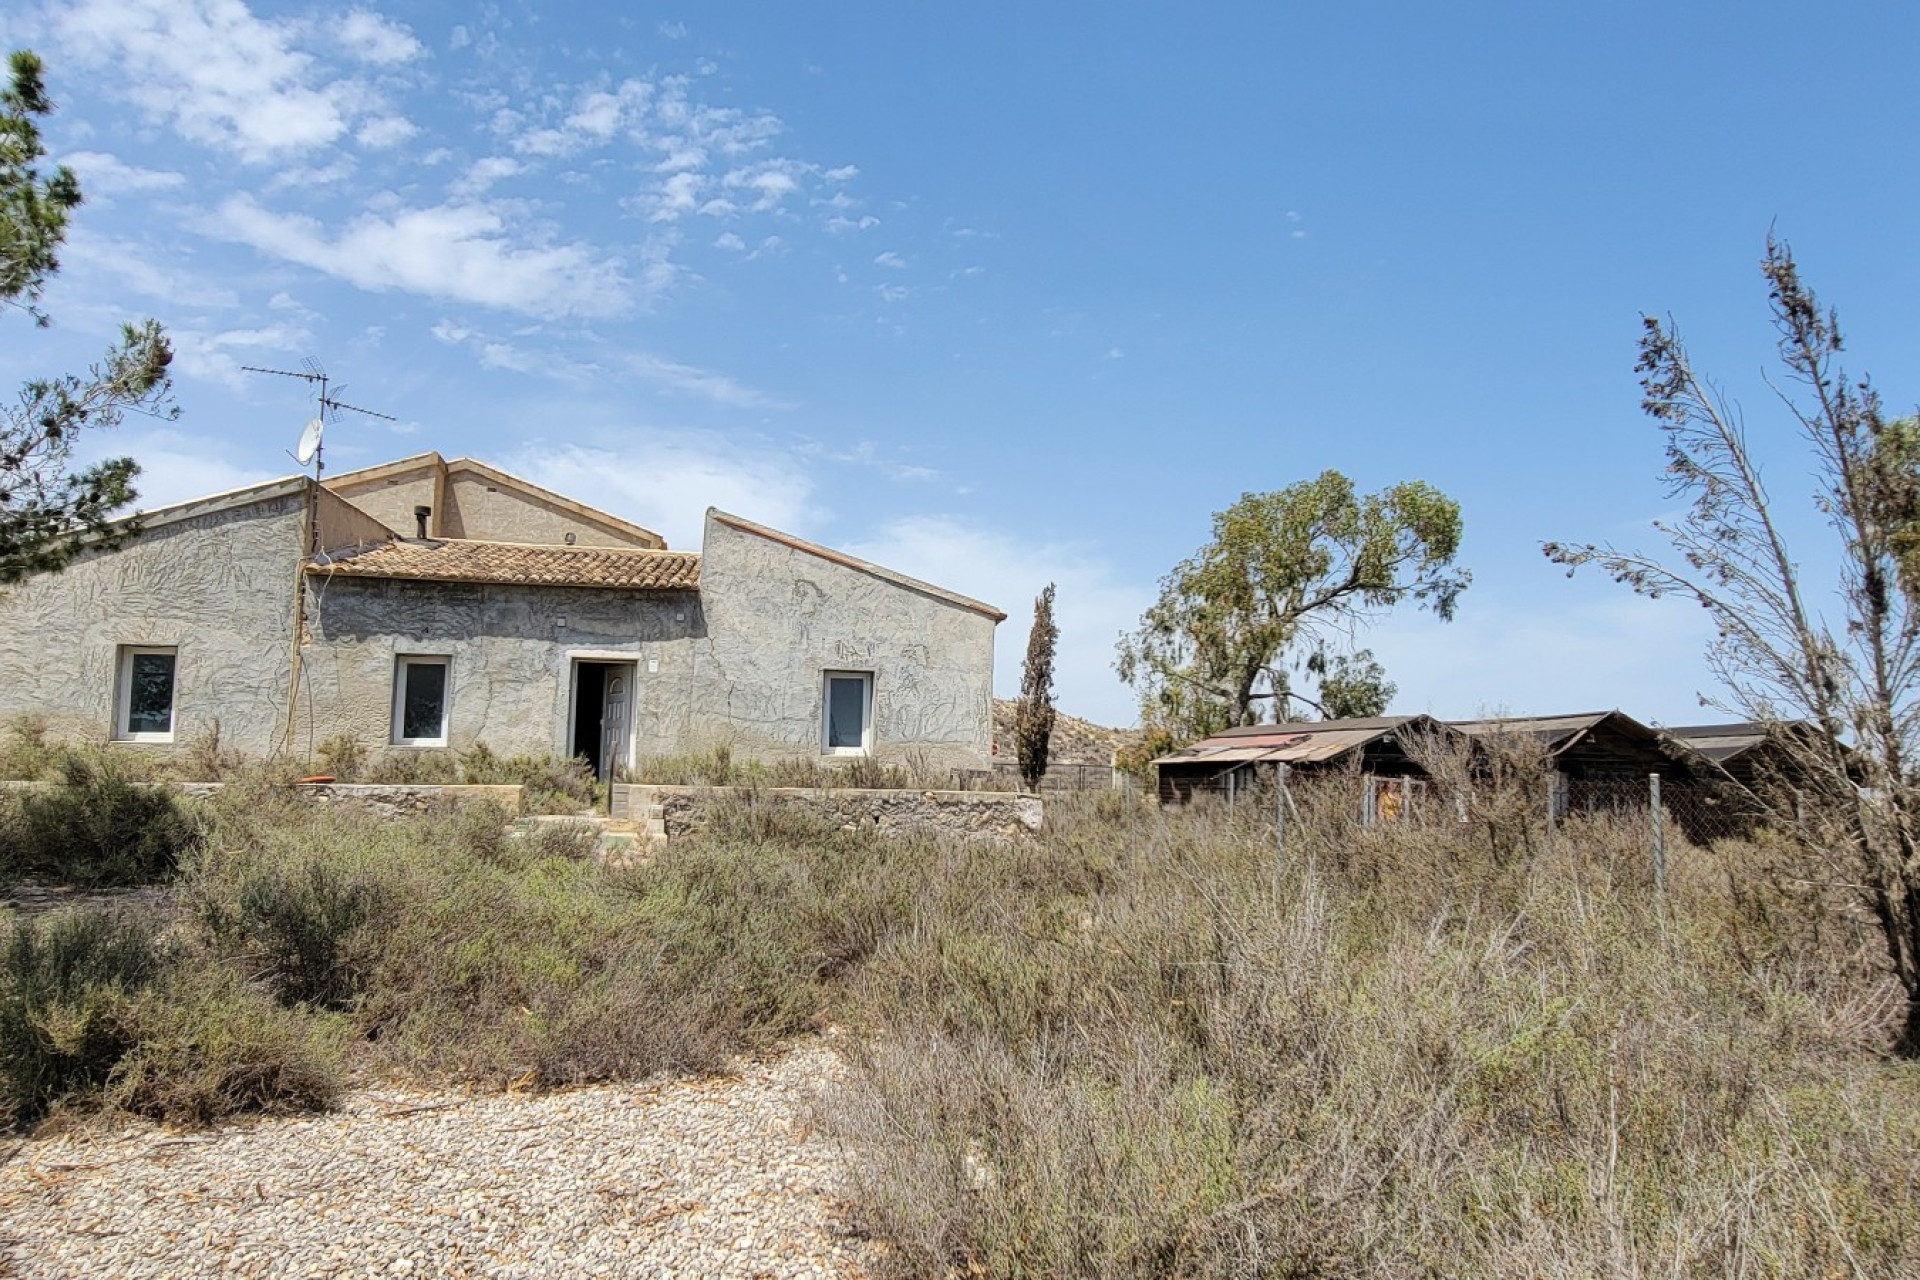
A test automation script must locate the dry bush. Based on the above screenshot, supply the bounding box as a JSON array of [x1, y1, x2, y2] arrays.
[[1402, 722, 1554, 865], [106, 964, 348, 1125], [0, 714, 57, 781], [0, 753, 203, 887], [455, 742, 600, 814], [826, 792, 1920, 1277], [360, 750, 460, 785]]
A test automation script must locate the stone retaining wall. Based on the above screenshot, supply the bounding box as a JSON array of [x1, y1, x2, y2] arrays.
[[621, 784, 1042, 843]]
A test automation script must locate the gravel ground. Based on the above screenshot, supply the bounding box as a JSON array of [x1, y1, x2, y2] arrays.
[[0, 1041, 883, 1278]]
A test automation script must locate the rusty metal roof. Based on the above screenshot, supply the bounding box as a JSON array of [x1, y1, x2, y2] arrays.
[[1449, 711, 1619, 743], [1153, 715, 1451, 768], [308, 539, 701, 591]]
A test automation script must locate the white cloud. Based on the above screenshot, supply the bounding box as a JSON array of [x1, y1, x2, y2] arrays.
[[658, 20, 688, 39], [450, 156, 523, 197], [337, 9, 424, 65], [58, 151, 186, 195], [55, 0, 359, 162], [844, 517, 1153, 725], [624, 352, 789, 409], [720, 162, 803, 213], [213, 194, 633, 318], [823, 164, 858, 182], [428, 320, 782, 407], [60, 229, 239, 310], [826, 214, 879, 234], [355, 115, 418, 148], [166, 322, 315, 388], [93, 428, 287, 510], [504, 437, 814, 551], [873, 250, 907, 270], [713, 231, 746, 251], [567, 80, 652, 141]]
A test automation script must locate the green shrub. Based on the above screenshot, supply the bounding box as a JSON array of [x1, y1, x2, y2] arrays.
[[314, 733, 367, 780], [107, 965, 347, 1124], [0, 714, 57, 782], [624, 744, 746, 786], [200, 856, 384, 1010], [1, 753, 201, 886], [457, 742, 600, 814], [0, 910, 165, 1124], [361, 750, 460, 784]]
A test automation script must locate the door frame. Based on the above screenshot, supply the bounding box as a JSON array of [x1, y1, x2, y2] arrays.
[[566, 654, 637, 783]]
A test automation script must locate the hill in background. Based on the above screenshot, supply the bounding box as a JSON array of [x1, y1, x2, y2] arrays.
[[991, 699, 1139, 767]]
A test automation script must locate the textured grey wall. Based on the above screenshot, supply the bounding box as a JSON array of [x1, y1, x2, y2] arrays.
[[690, 513, 997, 770], [0, 484, 997, 774], [299, 576, 701, 759], [0, 488, 305, 755]]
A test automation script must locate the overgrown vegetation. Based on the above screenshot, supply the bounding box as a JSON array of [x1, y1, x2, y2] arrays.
[[1549, 238, 1920, 1056], [312, 735, 601, 814], [0, 751, 201, 886], [831, 792, 1919, 1276], [621, 743, 946, 790], [2, 746, 1915, 1273]]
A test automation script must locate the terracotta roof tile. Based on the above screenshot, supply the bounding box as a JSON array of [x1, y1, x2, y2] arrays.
[[309, 539, 700, 591]]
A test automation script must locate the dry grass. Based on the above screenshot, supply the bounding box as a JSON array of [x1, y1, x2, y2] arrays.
[[826, 791, 1920, 1277], [6, 749, 1916, 1276]]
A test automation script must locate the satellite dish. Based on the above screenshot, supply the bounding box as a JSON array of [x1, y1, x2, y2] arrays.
[[294, 417, 324, 466]]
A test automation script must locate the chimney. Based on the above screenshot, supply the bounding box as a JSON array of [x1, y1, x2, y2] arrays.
[[413, 505, 431, 539]]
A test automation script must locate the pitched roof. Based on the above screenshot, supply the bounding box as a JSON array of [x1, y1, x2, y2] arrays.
[[324, 452, 667, 549], [308, 538, 700, 591], [1154, 714, 1454, 767], [1449, 711, 1621, 744]]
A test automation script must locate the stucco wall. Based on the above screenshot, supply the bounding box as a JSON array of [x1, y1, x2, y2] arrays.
[[689, 513, 997, 770], [440, 472, 658, 549], [313, 487, 394, 551], [299, 576, 702, 759], [0, 490, 305, 755], [325, 470, 441, 538]]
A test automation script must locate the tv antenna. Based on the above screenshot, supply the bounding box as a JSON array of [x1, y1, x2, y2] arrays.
[[242, 359, 397, 479]]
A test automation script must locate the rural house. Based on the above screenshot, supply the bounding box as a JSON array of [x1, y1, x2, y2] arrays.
[[0, 452, 1002, 779]]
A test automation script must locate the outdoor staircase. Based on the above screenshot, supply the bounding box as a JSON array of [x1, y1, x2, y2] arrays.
[[512, 787, 668, 866]]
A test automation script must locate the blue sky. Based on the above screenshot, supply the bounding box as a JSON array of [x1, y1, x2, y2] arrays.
[[4, 1, 1917, 727]]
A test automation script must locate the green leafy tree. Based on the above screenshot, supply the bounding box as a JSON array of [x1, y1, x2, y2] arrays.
[[1546, 236, 1920, 1056], [1, 49, 172, 585], [1015, 583, 1059, 789], [1312, 648, 1396, 720], [1117, 471, 1467, 740]]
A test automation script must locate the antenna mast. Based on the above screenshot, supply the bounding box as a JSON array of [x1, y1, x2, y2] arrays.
[[242, 359, 397, 479]]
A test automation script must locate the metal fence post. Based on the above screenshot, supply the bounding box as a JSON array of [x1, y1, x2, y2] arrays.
[[1544, 771, 1559, 854], [1650, 773, 1666, 898], [1274, 762, 1288, 896]]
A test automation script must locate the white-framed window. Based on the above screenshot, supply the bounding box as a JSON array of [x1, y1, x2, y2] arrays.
[[392, 655, 451, 746], [821, 670, 873, 756], [116, 646, 178, 742]]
